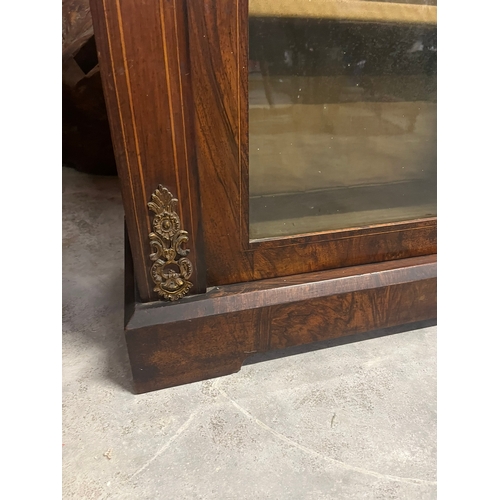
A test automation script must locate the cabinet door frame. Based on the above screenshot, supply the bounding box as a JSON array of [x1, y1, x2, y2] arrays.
[[187, 0, 436, 287]]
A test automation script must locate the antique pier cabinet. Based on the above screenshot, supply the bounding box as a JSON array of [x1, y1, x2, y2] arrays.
[[89, 0, 437, 393]]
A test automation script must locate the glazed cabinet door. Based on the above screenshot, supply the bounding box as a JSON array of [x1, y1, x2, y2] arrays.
[[187, 0, 437, 287]]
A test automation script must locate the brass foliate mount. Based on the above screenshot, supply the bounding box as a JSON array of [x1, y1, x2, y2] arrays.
[[148, 185, 193, 301]]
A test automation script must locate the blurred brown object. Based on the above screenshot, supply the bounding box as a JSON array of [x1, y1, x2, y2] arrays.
[[63, 0, 94, 62], [62, 0, 117, 175]]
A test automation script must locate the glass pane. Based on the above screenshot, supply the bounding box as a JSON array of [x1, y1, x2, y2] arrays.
[[249, 0, 437, 239]]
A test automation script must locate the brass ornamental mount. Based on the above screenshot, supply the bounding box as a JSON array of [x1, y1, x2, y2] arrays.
[[148, 185, 193, 301]]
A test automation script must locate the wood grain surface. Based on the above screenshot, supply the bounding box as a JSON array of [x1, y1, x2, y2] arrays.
[[187, 0, 437, 287], [126, 254, 437, 393], [90, 0, 205, 301]]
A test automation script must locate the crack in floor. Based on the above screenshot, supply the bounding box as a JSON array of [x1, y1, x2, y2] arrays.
[[128, 409, 199, 480], [216, 384, 436, 487]]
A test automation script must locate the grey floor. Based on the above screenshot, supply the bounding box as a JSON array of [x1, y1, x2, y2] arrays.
[[62, 166, 437, 499]]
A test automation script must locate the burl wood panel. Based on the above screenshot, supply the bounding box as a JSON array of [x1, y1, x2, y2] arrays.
[[127, 311, 260, 394], [90, 0, 205, 301], [187, 0, 437, 287], [126, 254, 436, 393], [269, 280, 436, 350]]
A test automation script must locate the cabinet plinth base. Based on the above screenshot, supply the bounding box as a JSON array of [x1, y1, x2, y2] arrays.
[[124, 245, 436, 394]]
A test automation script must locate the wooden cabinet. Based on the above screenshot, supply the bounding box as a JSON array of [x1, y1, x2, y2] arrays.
[[90, 0, 437, 393]]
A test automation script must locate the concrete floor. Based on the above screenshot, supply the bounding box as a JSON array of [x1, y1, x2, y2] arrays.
[[62, 166, 437, 499]]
